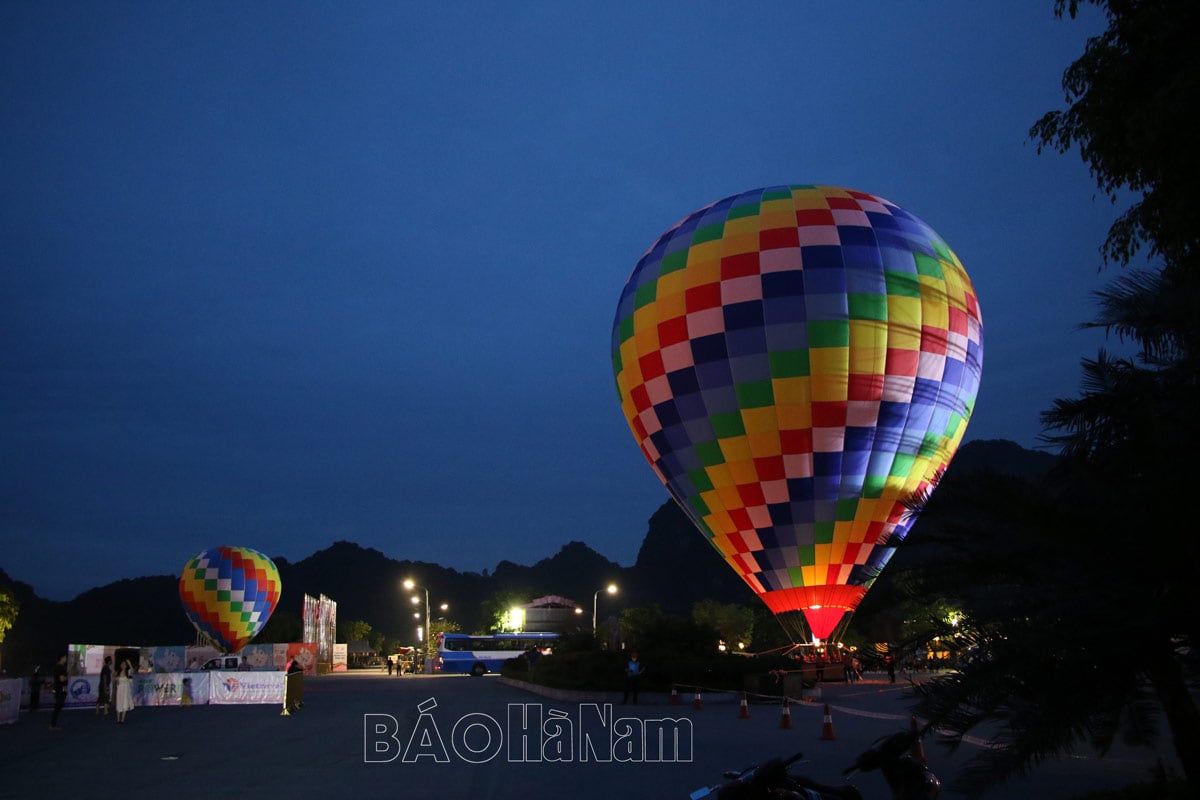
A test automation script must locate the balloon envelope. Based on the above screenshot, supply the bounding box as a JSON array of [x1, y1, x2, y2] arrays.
[[179, 545, 282, 653], [612, 185, 983, 640]]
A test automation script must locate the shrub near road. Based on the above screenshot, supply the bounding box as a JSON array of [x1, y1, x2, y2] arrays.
[[501, 625, 796, 694]]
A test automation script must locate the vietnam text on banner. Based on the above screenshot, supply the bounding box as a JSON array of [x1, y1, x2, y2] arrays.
[[206, 671, 285, 705]]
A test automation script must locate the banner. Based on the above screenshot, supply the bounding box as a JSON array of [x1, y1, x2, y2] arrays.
[[0, 678, 21, 724], [131, 672, 211, 706], [286, 642, 318, 675], [206, 671, 285, 705], [142, 645, 188, 673], [239, 643, 277, 670], [17, 671, 288, 709], [65, 675, 99, 708], [80, 645, 108, 674], [332, 643, 348, 672], [69, 642, 316, 674]]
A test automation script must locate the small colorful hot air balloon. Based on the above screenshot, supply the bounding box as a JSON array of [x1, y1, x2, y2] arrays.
[[612, 185, 983, 642], [179, 545, 282, 653]]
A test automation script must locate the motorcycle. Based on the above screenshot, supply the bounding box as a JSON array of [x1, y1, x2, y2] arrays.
[[689, 730, 939, 800]]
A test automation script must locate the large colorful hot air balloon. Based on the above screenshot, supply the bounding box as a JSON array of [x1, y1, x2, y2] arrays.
[[612, 185, 982, 642], [179, 545, 282, 653]]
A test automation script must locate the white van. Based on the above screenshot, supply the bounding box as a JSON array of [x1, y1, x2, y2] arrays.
[[201, 655, 242, 671]]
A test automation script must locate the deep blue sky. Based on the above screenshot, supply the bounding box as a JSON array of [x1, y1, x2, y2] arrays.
[[2, 2, 1118, 601]]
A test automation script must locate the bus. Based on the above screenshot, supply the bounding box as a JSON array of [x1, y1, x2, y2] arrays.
[[437, 632, 559, 676]]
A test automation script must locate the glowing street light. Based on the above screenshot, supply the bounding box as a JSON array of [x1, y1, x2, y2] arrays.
[[404, 578, 432, 673], [593, 583, 617, 633]]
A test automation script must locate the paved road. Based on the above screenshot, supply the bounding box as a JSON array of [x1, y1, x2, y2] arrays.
[[0, 671, 1174, 799]]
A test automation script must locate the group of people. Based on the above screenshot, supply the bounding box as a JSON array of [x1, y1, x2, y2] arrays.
[[799, 649, 901, 684], [29, 651, 307, 727], [33, 654, 135, 729], [93, 655, 136, 723]]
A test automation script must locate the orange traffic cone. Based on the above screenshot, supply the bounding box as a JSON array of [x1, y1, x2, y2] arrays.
[[738, 691, 750, 719], [820, 703, 836, 740], [670, 686, 680, 705], [693, 689, 703, 710], [779, 697, 792, 729], [909, 715, 927, 763]]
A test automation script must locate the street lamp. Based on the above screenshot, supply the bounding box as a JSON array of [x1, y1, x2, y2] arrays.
[[404, 579, 432, 673], [593, 583, 617, 633]]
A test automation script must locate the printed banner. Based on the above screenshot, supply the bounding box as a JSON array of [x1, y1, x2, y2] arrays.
[[81, 645, 107, 674], [206, 671, 285, 705], [0, 678, 22, 724], [142, 646, 188, 673], [130, 672, 210, 706], [65, 675, 99, 708], [239, 643, 277, 670], [332, 643, 348, 672], [286, 643, 318, 675]]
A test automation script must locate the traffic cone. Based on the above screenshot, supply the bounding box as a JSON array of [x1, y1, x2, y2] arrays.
[[738, 691, 750, 719], [909, 715, 927, 764], [820, 703, 836, 740], [693, 689, 703, 710], [670, 686, 680, 705], [779, 697, 792, 729]]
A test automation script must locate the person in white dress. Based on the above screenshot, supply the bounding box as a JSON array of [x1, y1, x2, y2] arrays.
[[113, 660, 134, 723]]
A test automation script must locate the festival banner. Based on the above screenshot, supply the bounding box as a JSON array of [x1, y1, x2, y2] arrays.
[[332, 643, 348, 672], [81, 645, 107, 674], [141, 645, 187, 673], [65, 675, 99, 708], [0, 678, 22, 724], [206, 671, 285, 705], [273, 643, 291, 669], [286, 642, 318, 674], [131, 671, 210, 706], [239, 643, 277, 670]]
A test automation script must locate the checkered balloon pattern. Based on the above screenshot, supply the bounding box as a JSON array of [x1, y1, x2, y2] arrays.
[[179, 545, 282, 653], [612, 186, 983, 640]]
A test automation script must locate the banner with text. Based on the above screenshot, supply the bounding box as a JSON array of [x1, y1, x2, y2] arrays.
[[206, 671, 285, 705]]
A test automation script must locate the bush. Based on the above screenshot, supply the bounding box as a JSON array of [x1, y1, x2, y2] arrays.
[[502, 649, 626, 691], [504, 647, 802, 694]]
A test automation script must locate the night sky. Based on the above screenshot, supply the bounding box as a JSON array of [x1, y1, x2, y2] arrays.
[[2, 2, 1120, 600]]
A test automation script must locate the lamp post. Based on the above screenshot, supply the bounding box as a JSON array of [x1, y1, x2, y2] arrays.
[[593, 583, 617, 633], [404, 579, 432, 673]]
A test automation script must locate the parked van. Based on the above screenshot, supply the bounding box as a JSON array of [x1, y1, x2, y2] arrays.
[[202, 655, 242, 671]]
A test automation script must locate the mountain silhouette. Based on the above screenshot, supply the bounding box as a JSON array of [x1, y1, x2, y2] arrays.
[[0, 438, 1053, 673]]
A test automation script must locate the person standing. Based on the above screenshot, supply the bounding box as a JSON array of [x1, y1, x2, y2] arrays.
[[27, 665, 41, 716], [885, 653, 896, 684], [96, 656, 113, 715], [841, 651, 856, 684], [113, 660, 134, 723], [622, 651, 643, 704], [49, 654, 68, 730]]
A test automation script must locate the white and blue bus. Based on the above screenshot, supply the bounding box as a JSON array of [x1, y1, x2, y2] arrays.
[[437, 632, 559, 676]]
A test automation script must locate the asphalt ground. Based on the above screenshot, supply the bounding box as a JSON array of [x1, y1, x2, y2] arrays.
[[0, 671, 1177, 800]]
